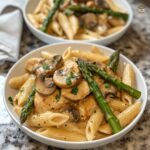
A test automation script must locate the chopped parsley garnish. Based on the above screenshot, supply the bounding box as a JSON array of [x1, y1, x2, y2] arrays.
[[8, 96, 13, 105], [42, 63, 49, 70], [66, 72, 75, 86], [55, 89, 61, 102], [66, 78, 72, 86], [105, 83, 110, 88], [71, 87, 78, 95]]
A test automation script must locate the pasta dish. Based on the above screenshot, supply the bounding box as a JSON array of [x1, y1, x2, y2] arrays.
[[28, 0, 128, 40], [8, 46, 141, 141]]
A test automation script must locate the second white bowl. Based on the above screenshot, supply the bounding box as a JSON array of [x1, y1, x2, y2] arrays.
[[23, 0, 133, 45]]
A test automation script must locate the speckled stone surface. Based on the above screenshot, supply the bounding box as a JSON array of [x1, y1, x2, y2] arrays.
[[0, 0, 150, 150]]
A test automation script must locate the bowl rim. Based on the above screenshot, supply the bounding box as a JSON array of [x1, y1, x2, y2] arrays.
[[4, 42, 147, 146], [23, 0, 133, 43]]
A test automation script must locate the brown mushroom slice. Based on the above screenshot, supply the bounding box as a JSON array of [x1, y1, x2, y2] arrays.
[[80, 13, 98, 30], [62, 80, 90, 101], [36, 55, 63, 77], [53, 60, 82, 88], [35, 77, 56, 96]]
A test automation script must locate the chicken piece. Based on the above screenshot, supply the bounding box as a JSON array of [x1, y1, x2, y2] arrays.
[[79, 95, 97, 120]]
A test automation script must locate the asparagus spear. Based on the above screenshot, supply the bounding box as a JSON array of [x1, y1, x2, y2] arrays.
[[20, 87, 36, 124], [40, 0, 63, 32], [77, 59, 122, 133], [108, 49, 120, 72], [87, 63, 141, 99], [67, 5, 128, 21]]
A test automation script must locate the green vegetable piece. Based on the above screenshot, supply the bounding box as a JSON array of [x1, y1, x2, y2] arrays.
[[55, 89, 61, 102], [87, 63, 141, 99], [8, 96, 13, 106], [42, 63, 49, 70], [77, 59, 122, 133], [105, 83, 110, 89], [108, 49, 120, 72], [67, 5, 128, 21], [71, 87, 78, 95], [20, 87, 36, 124], [40, 0, 64, 32]]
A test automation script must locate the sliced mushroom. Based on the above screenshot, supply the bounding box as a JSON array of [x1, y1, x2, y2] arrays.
[[53, 60, 82, 88], [80, 13, 98, 30], [35, 77, 56, 96], [100, 83, 117, 99], [62, 80, 90, 101], [36, 55, 63, 77], [63, 104, 80, 122]]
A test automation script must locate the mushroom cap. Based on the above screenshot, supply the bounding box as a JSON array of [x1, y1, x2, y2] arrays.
[[53, 60, 82, 88]]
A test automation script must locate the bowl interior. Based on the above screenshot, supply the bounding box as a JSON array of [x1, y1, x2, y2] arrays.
[[24, 0, 133, 44], [4, 43, 147, 149]]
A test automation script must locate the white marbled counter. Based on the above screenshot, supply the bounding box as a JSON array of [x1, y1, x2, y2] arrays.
[[0, 0, 150, 149]]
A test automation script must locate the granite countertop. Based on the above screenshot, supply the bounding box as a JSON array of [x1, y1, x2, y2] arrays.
[[0, 0, 150, 150]]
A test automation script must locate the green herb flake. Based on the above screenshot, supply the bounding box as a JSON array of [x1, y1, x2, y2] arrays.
[[55, 89, 61, 102], [42, 63, 49, 70], [8, 96, 13, 105], [66, 78, 72, 86], [105, 83, 110, 89], [71, 87, 78, 95], [66, 72, 75, 86]]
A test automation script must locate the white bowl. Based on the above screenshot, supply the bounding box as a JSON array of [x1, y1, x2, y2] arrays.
[[23, 0, 133, 45], [4, 43, 147, 149]]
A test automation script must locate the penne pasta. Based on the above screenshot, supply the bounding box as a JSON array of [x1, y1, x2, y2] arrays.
[[64, 50, 109, 63], [40, 51, 55, 59], [61, 122, 85, 135], [98, 101, 141, 134], [9, 73, 29, 89], [27, 111, 69, 127], [122, 63, 135, 105], [36, 127, 86, 141], [14, 105, 22, 116], [105, 0, 124, 12], [34, 0, 47, 14], [106, 26, 124, 35], [50, 20, 63, 36], [69, 15, 79, 35], [86, 108, 104, 141], [57, 13, 74, 40], [91, 46, 103, 54], [108, 99, 128, 112], [28, 14, 40, 29], [17, 75, 36, 106]]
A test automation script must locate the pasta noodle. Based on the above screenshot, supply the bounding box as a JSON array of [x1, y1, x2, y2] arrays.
[[27, 111, 69, 127], [36, 127, 86, 141], [86, 108, 104, 140], [9, 73, 29, 89], [122, 63, 135, 105], [17, 75, 36, 106], [108, 99, 128, 112], [98, 101, 141, 134]]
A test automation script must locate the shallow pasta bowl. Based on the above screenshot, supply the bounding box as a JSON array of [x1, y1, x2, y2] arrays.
[[23, 0, 133, 45], [4, 43, 147, 149]]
